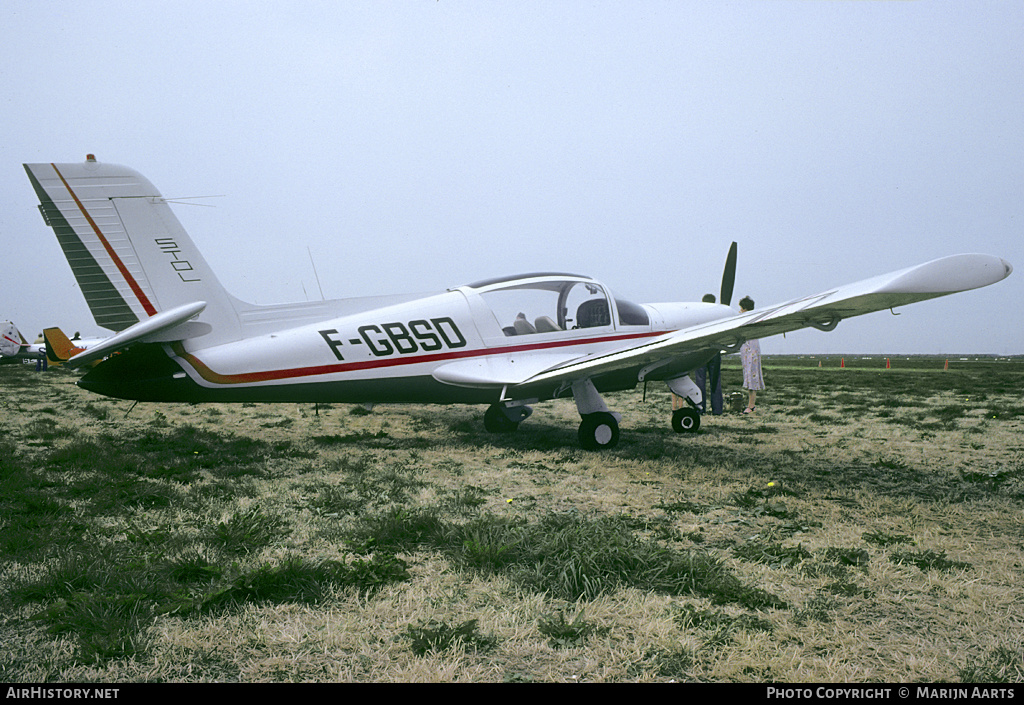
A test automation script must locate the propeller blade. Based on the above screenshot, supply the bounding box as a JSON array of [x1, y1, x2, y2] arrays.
[[720, 241, 737, 306]]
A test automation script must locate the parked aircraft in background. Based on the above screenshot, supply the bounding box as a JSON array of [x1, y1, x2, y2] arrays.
[[43, 328, 104, 366], [1, 321, 43, 363], [23, 157, 1012, 449]]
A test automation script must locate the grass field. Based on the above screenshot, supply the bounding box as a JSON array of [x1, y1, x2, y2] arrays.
[[1, 356, 1022, 683]]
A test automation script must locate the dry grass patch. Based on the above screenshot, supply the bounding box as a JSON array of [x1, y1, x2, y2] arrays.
[[1, 358, 1022, 682]]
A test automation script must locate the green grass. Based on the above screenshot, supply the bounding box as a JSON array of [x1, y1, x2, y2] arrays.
[[1, 358, 1022, 682]]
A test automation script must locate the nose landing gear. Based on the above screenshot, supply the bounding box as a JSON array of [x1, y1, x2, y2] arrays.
[[672, 407, 701, 433]]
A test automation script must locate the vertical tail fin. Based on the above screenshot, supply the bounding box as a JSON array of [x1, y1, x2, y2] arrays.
[[24, 157, 242, 345], [1, 320, 25, 357], [1, 321, 43, 361], [42, 327, 78, 363]]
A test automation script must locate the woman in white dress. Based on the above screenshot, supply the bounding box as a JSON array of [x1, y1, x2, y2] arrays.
[[738, 296, 764, 413]]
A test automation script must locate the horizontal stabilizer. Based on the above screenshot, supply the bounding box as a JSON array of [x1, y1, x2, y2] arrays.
[[65, 301, 207, 369]]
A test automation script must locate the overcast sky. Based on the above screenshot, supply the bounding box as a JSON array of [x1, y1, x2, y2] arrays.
[[2, 1, 1020, 355]]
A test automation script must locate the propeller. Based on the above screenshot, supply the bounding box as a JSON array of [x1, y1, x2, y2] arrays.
[[720, 241, 737, 307]]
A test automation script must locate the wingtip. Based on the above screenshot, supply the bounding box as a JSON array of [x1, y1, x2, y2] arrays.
[[884, 253, 1012, 295]]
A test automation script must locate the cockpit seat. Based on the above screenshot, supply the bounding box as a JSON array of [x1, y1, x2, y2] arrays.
[[513, 315, 537, 335], [535, 316, 561, 332], [576, 299, 611, 328]]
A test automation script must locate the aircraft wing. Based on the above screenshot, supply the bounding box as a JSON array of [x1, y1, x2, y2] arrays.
[[519, 253, 1012, 387]]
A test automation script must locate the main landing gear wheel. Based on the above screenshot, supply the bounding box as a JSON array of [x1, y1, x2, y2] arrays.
[[578, 412, 620, 450], [672, 408, 701, 433], [484, 404, 520, 433]]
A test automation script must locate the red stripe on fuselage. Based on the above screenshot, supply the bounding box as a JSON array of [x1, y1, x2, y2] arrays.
[[174, 329, 667, 386], [51, 164, 159, 317]]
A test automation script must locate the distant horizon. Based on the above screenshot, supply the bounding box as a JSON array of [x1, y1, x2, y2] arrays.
[[734, 352, 1024, 359]]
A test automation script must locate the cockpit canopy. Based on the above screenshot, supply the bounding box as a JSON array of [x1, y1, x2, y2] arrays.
[[460, 273, 649, 336]]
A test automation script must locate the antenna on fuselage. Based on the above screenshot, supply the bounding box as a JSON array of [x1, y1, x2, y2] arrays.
[[308, 247, 325, 301]]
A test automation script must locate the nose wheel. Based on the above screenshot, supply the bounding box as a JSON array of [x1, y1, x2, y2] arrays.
[[667, 374, 702, 434], [672, 407, 701, 433]]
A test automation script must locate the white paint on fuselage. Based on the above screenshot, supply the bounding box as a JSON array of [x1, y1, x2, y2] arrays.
[[642, 302, 736, 331]]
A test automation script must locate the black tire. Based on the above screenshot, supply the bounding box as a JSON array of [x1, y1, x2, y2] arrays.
[[484, 404, 519, 433], [672, 408, 701, 433], [578, 412, 620, 450]]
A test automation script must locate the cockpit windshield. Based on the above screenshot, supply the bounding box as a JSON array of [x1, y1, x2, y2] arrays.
[[613, 294, 650, 326]]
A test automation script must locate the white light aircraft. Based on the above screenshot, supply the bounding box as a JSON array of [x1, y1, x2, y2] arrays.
[[23, 157, 1012, 449], [1, 321, 44, 362]]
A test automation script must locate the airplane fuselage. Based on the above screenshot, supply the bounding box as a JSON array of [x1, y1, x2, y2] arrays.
[[79, 276, 734, 405]]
